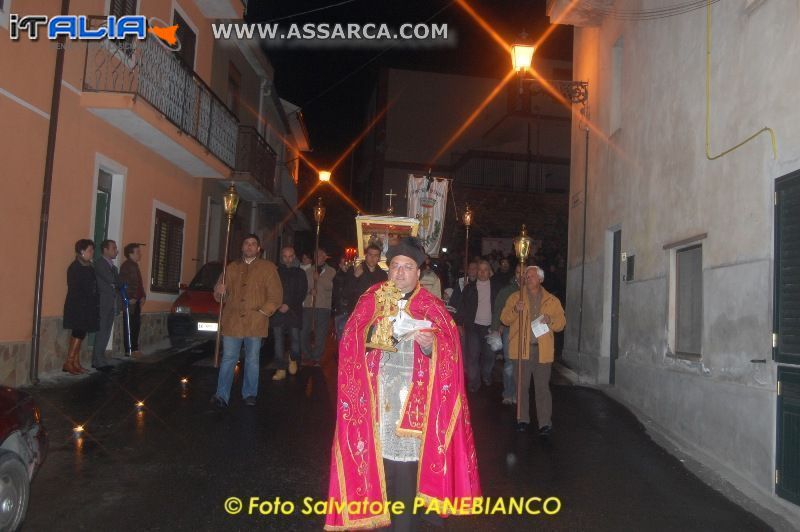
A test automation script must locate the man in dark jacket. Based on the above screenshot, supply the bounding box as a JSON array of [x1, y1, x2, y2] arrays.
[[271, 246, 307, 380], [93, 239, 121, 371], [449, 261, 478, 311], [119, 242, 146, 357], [332, 257, 351, 340], [343, 244, 387, 312], [456, 260, 501, 392]]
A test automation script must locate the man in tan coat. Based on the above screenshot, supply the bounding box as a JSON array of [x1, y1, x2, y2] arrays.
[[501, 265, 565, 436], [211, 234, 282, 408], [301, 248, 335, 365]]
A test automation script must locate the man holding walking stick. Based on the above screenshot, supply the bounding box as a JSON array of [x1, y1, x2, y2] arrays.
[[500, 265, 565, 436], [119, 243, 146, 357]]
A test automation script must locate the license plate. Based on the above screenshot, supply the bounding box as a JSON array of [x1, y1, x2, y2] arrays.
[[197, 322, 218, 331]]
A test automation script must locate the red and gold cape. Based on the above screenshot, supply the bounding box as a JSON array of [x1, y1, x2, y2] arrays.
[[325, 282, 481, 530]]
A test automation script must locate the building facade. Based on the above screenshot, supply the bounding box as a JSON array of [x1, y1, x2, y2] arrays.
[[550, 0, 800, 514], [0, 0, 308, 386], [355, 65, 573, 262]]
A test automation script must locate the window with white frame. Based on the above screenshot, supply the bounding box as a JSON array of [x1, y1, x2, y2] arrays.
[[675, 244, 703, 356]]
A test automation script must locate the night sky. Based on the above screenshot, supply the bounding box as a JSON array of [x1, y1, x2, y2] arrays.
[[245, 0, 572, 254]]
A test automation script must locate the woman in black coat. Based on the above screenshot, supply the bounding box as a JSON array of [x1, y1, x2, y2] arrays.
[[62, 239, 99, 374]]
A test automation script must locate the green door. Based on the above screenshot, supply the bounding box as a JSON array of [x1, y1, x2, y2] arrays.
[[93, 170, 113, 261], [777, 367, 800, 505], [774, 170, 800, 506]]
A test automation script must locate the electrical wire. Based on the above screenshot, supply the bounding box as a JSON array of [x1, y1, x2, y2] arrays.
[[583, 0, 721, 20], [264, 0, 362, 24]]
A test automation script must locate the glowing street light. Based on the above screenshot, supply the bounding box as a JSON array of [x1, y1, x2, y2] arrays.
[[318, 170, 332, 182], [511, 42, 535, 72], [73, 425, 85, 438]]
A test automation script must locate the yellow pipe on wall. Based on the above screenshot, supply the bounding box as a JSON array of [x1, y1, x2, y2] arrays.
[[705, 0, 777, 160]]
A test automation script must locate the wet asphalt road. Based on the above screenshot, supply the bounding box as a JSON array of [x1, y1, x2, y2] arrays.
[[22, 339, 769, 531]]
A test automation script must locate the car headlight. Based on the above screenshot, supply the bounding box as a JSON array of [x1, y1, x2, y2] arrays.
[[174, 306, 191, 314]]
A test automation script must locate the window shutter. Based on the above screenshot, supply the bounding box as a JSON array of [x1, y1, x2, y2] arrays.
[[676, 245, 702, 356], [776, 172, 800, 365], [110, 0, 136, 17], [777, 367, 800, 505], [150, 209, 184, 293]]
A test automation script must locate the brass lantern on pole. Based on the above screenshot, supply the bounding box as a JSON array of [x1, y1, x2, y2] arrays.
[[513, 224, 532, 264], [462, 204, 473, 284], [213, 183, 240, 368], [513, 224, 533, 420], [310, 197, 326, 352]]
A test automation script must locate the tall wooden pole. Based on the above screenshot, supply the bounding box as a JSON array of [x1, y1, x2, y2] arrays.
[[213, 216, 233, 368], [213, 184, 240, 368], [513, 225, 532, 422]]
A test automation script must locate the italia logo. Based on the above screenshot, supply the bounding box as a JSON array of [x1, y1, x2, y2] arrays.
[[9, 14, 181, 51]]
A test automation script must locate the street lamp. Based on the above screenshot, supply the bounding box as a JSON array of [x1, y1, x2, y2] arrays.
[[213, 183, 240, 368], [318, 170, 331, 182], [511, 42, 535, 72], [513, 224, 533, 421], [511, 33, 589, 107], [462, 204, 473, 284], [311, 197, 326, 352]]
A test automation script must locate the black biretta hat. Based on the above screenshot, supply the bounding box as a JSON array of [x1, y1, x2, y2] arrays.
[[386, 236, 426, 267]]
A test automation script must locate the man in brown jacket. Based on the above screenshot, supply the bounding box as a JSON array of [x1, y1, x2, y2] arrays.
[[119, 242, 146, 357], [211, 234, 283, 408], [501, 265, 566, 436]]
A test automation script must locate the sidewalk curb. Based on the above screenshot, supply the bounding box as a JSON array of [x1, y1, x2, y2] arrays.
[[553, 361, 580, 384], [560, 374, 799, 531]]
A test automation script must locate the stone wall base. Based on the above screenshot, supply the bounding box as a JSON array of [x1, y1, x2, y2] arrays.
[[0, 312, 168, 387]]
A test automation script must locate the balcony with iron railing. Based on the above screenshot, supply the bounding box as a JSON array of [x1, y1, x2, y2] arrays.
[[231, 125, 279, 201], [81, 17, 238, 177]]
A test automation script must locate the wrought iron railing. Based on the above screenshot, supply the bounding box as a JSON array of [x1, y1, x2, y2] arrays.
[[235, 126, 277, 193], [82, 16, 238, 169]]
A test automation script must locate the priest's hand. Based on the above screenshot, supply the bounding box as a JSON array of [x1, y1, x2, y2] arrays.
[[415, 330, 435, 351]]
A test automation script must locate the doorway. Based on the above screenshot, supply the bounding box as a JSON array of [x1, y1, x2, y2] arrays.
[[610, 229, 621, 385]]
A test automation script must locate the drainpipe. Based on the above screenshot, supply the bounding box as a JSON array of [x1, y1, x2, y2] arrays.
[[576, 125, 589, 353], [257, 78, 267, 138], [30, 0, 71, 385]]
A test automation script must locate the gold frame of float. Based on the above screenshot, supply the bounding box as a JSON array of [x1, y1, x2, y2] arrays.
[[355, 215, 420, 271]]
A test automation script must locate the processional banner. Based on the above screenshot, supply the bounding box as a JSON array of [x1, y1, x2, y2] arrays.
[[406, 174, 448, 257]]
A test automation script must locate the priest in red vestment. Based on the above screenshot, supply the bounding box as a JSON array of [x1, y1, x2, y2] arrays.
[[325, 237, 481, 531]]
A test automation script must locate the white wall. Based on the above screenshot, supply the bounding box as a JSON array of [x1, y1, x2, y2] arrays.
[[563, 0, 800, 507]]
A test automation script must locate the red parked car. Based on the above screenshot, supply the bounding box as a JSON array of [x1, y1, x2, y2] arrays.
[[167, 262, 223, 347], [0, 387, 47, 531]]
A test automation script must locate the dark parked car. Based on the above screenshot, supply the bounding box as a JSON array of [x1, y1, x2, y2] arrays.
[[0, 387, 47, 531], [167, 262, 223, 347]]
